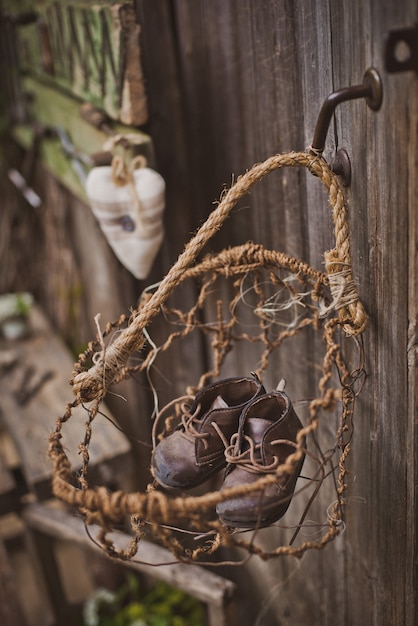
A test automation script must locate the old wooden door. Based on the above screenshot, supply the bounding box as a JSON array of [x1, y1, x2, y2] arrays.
[[137, 4, 418, 623], [1, 1, 416, 625]]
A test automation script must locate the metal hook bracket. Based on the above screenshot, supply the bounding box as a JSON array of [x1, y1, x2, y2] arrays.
[[310, 68, 383, 184]]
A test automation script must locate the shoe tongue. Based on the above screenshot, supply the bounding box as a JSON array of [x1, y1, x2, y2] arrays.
[[245, 417, 271, 444], [209, 395, 229, 410]]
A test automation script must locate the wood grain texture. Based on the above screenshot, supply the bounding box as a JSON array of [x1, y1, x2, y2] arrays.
[[136, 1, 417, 624], [330, 2, 417, 625], [1, 0, 416, 624], [0, 536, 28, 626], [0, 454, 15, 496]]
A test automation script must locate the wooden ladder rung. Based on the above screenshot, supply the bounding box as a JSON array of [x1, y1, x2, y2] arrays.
[[23, 501, 237, 626]]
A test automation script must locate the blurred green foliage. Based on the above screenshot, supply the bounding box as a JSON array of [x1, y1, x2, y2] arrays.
[[82, 574, 206, 626]]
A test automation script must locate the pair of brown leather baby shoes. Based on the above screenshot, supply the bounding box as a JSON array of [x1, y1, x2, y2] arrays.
[[151, 375, 305, 529]]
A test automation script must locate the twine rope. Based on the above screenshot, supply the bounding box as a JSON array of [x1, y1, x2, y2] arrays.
[[50, 434, 309, 522], [72, 151, 367, 402], [318, 262, 360, 317]]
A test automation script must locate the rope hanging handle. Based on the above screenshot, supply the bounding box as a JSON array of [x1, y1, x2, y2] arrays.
[[72, 151, 368, 403]]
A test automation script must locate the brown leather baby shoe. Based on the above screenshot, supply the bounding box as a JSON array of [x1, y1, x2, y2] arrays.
[[151, 375, 265, 490], [216, 391, 305, 528]]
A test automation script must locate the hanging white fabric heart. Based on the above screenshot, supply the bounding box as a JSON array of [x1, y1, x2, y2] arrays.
[[86, 162, 166, 279]]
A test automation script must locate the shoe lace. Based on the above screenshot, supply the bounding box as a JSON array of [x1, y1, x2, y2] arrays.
[[181, 402, 231, 450], [153, 396, 230, 451], [180, 401, 209, 446], [152, 394, 193, 448], [225, 433, 298, 474]]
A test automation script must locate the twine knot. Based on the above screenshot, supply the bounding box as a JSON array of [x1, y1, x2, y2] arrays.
[[323, 249, 368, 335], [111, 154, 147, 187]]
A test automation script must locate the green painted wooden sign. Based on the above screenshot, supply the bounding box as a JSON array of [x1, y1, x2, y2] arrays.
[[6, 0, 147, 126]]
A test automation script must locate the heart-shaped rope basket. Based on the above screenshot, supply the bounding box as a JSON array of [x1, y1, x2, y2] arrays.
[[49, 151, 367, 564]]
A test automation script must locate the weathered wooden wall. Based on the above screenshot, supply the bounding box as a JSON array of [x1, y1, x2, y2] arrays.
[[136, 3, 417, 624], [0, 1, 416, 625]]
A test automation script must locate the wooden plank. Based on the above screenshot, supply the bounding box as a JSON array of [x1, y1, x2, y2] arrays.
[[23, 521, 78, 626], [0, 454, 17, 515], [0, 306, 131, 495], [0, 535, 27, 626], [23, 501, 236, 614], [137, 2, 417, 624], [0, 439, 17, 496], [284, 5, 348, 625], [406, 25, 418, 626], [0, 460, 15, 497], [329, 2, 417, 626], [0, 438, 26, 515], [329, 8, 376, 621]]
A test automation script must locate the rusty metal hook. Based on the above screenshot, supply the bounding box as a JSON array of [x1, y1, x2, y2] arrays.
[[309, 68, 383, 185], [310, 68, 383, 156]]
